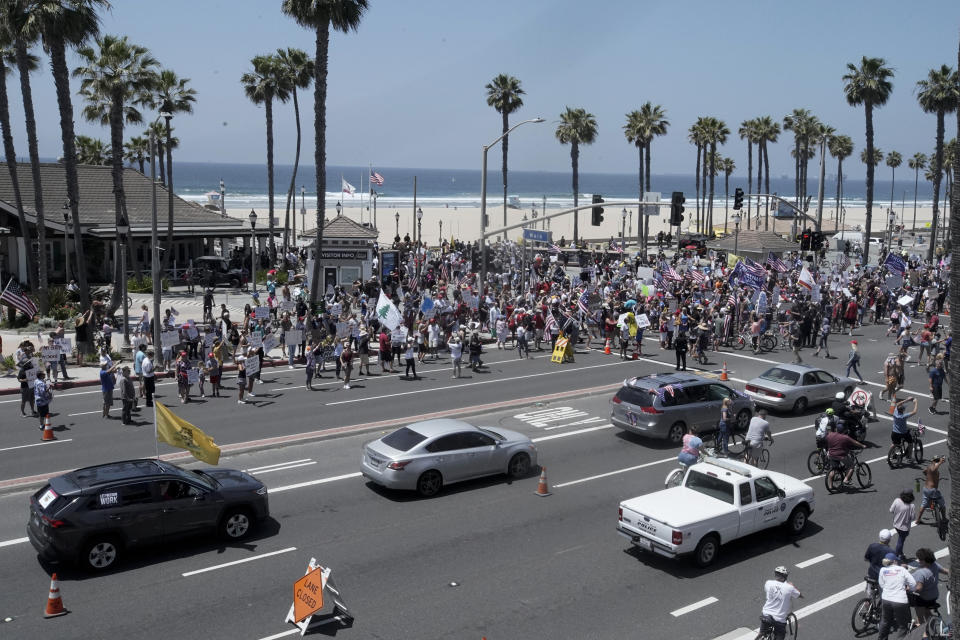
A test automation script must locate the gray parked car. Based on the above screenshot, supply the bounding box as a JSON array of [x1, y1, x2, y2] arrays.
[[610, 373, 755, 444], [27, 459, 269, 572], [361, 419, 538, 497], [744, 364, 859, 414]]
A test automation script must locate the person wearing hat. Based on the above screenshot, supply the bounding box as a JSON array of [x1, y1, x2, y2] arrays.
[[864, 529, 895, 583], [846, 340, 863, 383], [403, 336, 418, 380], [34, 369, 53, 429], [758, 566, 802, 640], [236, 354, 248, 404], [340, 341, 354, 389], [357, 327, 372, 376], [142, 349, 156, 407], [449, 334, 463, 379], [99, 360, 119, 418], [876, 552, 919, 640]]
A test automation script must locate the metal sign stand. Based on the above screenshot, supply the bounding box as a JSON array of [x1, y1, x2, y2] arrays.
[[285, 558, 353, 634]]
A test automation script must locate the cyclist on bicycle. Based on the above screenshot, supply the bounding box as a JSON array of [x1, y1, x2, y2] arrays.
[[888, 397, 918, 462], [832, 392, 866, 436], [914, 456, 946, 526], [815, 408, 836, 448], [865, 529, 895, 582], [677, 426, 703, 467], [759, 566, 802, 640], [877, 552, 919, 640], [825, 428, 865, 485], [909, 547, 949, 632], [745, 409, 773, 463]]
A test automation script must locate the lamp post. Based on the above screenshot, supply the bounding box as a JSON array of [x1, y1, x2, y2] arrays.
[[480, 117, 544, 290], [733, 212, 742, 257], [249, 210, 258, 294], [621, 208, 627, 250], [117, 216, 130, 347], [62, 199, 71, 283], [299, 186, 306, 249], [439, 219, 443, 245], [531, 203, 538, 230], [335, 200, 342, 217], [887, 209, 896, 250], [219, 178, 225, 215], [161, 109, 173, 272], [149, 131, 162, 350], [394, 211, 400, 240], [416, 207, 423, 275]]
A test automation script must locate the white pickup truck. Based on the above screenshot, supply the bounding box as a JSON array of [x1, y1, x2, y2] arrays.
[[617, 457, 815, 567]]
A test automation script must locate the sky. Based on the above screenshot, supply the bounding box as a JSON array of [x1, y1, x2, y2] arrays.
[[7, 0, 960, 180]]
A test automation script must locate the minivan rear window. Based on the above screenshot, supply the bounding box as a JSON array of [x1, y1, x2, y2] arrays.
[[382, 427, 428, 452], [615, 387, 653, 407]]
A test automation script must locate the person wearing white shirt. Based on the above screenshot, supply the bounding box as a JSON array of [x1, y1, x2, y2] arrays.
[[760, 566, 802, 640], [876, 552, 919, 640], [141, 350, 155, 407]]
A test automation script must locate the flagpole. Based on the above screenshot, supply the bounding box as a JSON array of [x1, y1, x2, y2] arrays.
[[153, 400, 160, 459]]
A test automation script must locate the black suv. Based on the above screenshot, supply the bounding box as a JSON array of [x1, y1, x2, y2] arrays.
[[27, 459, 269, 571]]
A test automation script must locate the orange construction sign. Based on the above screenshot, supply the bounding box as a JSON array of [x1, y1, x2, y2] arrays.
[[292, 566, 325, 623]]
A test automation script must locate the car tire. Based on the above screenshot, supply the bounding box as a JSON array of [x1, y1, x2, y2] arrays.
[[416, 470, 443, 498], [792, 397, 808, 415], [219, 508, 254, 540], [735, 409, 752, 431], [507, 453, 531, 479], [666, 422, 685, 445], [81, 536, 121, 572], [785, 505, 809, 535], [230, 278, 240, 288], [693, 534, 720, 568]]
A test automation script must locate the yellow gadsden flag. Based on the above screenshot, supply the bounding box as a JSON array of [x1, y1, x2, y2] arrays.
[[155, 402, 221, 465]]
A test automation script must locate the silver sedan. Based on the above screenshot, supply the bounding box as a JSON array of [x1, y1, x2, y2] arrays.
[[744, 363, 859, 414], [361, 419, 539, 497]]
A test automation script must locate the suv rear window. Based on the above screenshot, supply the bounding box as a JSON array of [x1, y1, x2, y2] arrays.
[[615, 386, 653, 407], [382, 427, 428, 452], [33, 485, 71, 514]]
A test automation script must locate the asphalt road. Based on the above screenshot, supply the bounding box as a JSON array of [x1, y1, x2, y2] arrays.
[[0, 319, 952, 640]]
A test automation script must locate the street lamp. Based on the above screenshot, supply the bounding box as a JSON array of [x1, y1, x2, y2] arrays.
[[300, 186, 306, 246], [887, 209, 896, 250], [117, 215, 130, 348], [531, 203, 538, 230], [416, 207, 423, 275], [621, 208, 628, 249], [480, 117, 544, 290], [149, 130, 162, 350], [439, 219, 443, 245], [732, 212, 742, 257], [62, 199, 71, 283], [219, 178, 225, 215], [249, 209, 258, 294], [335, 200, 342, 217], [394, 211, 400, 239], [160, 108, 174, 276]]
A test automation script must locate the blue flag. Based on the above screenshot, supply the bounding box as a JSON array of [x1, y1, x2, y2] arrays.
[[883, 252, 906, 275]]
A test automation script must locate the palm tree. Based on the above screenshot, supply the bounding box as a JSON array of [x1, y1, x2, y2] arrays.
[[755, 116, 781, 229], [909, 152, 928, 232], [885, 150, 902, 219], [701, 117, 729, 233], [0, 24, 34, 297], [75, 134, 109, 164], [738, 118, 757, 221], [280, 0, 368, 306], [843, 56, 895, 264], [624, 109, 646, 249], [720, 156, 735, 234], [917, 64, 960, 260], [811, 122, 835, 229], [555, 106, 598, 245], [30, 0, 108, 312], [485, 73, 524, 234], [152, 68, 196, 272], [828, 134, 854, 232], [624, 102, 668, 254], [74, 34, 158, 314], [688, 119, 707, 233], [783, 109, 811, 207], [274, 47, 313, 254], [123, 135, 148, 172], [242, 54, 290, 262], [861, 147, 884, 166], [640, 103, 668, 194]]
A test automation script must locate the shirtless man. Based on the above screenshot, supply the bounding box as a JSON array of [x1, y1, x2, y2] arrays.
[[915, 456, 947, 525]]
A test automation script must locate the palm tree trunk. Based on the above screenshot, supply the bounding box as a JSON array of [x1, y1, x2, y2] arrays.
[[724, 170, 730, 234], [0, 60, 36, 295], [264, 97, 276, 260], [163, 117, 175, 275], [284, 88, 303, 258], [928, 110, 944, 262], [107, 90, 126, 316], [308, 19, 330, 305], [637, 144, 643, 255], [746, 141, 753, 221], [571, 143, 579, 245], [763, 142, 772, 230], [644, 143, 651, 256], [701, 154, 708, 233], [794, 140, 800, 207], [49, 36, 88, 310], [708, 143, 716, 234], [501, 111, 509, 233], [836, 158, 844, 233], [156, 138, 166, 187], [913, 167, 920, 233], [863, 103, 875, 265], [694, 145, 701, 234], [757, 144, 764, 229]]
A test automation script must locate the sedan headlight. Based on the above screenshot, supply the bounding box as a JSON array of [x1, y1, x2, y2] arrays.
[[255, 485, 268, 495]]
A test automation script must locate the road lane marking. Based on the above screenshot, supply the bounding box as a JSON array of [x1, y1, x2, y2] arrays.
[[532, 424, 613, 442], [258, 629, 301, 640], [544, 417, 605, 430], [0, 439, 73, 453], [246, 461, 317, 474], [0, 537, 28, 548], [795, 553, 833, 568], [68, 409, 108, 417], [671, 596, 718, 617], [269, 473, 362, 493], [554, 456, 675, 488], [324, 360, 633, 406], [245, 459, 313, 473], [181, 546, 297, 577]]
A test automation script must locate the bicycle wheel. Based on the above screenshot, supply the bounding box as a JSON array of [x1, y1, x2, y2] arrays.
[[807, 450, 826, 476], [887, 446, 903, 468], [856, 461, 873, 488], [665, 468, 684, 489], [728, 433, 747, 455], [786, 612, 797, 639], [851, 598, 873, 633], [756, 448, 770, 470], [926, 615, 947, 639], [913, 439, 924, 464], [759, 334, 776, 352], [937, 505, 948, 541], [733, 336, 746, 351], [825, 469, 841, 494]]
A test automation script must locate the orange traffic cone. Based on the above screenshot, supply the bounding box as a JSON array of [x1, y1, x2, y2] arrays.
[[534, 467, 551, 497], [603, 340, 611, 355], [43, 573, 67, 618], [41, 415, 55, 441], [720, 362, 729, 381]]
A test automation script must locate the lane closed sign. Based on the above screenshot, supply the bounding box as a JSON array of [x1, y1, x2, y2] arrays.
[[293, 566, 325, 623]]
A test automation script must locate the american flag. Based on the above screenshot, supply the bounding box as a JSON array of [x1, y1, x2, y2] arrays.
[[458, 274, 471, 288], [609, 241, 623, 254], [544, 311, 558, 333], [549, 244, 561, 254], [659, 261, 682, 282], [743, 258, 767, 278], [653, 271, 668, 290], [369, 171, 384, 185], [838, 253, 851, 271], [727, 292, 737, 307], [766, 251, 789, 273], [408, 276, 418, 292], [577, 290, 591, 315], [0, 278, 37, 317], [440, 262, 450, 282], [688, 269, 708, 284]]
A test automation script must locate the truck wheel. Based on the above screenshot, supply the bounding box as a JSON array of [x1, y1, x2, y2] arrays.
[[785, 505, 809, 535], [666, 422, 685, 445], [693, 534, 720, 567]]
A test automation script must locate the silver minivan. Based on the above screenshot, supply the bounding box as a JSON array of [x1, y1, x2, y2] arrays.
[[610, 373, 755, 444]]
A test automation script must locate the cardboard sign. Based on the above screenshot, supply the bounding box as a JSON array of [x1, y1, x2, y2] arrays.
[[187, 368, 200, 385], [263, 334, 279, 352], [25, 366, 37, 388], [160, 331, 180, 349], [636, 313, 651, 329], [244, 354, 260, 376], [41, 346, 60, 363], [897, 295, 914, 306], [281, 300, 297, 313], [329, 303, 342, 318], [254, 306, 270, 319], [285, 329, 303, 345], [247, 333, 263, 348]]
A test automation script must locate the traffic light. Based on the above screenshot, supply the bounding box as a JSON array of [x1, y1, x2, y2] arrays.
[[670, 191, 685, 226], [800, 229, 811, 251], [591, 194, 604, 226], [733, 187, 744, 210], [812, 231, 823, 251]]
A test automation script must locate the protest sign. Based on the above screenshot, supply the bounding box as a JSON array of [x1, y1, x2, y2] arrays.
[[160, 331, 180, 349], [244, 354, 260, 375], [263, 333, 279, 352], [247, 333, 263, 348], [187, 368, 199, 385], [285, 329, 303, 345], [254, 306, 270, 319]]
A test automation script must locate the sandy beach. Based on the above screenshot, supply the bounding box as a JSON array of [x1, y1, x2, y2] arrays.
[[225, 200, 938, 249]]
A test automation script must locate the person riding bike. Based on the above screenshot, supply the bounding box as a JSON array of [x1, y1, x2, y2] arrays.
[[760, 566, 802, 640], [745, 409, 773, 464], [825, 428, 866, 485], [908, 547, 949, 632], [914, 456, 947, 526], [677, 425, 702, 467], [887, 397, 918, 462], [815, 408, 837, 449], [832, 392, 866, 437]]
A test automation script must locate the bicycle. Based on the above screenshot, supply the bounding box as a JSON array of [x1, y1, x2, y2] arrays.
[[851, 577, 881, 633], [665, 458, 696, 488], [824, 449, 872, 493], [916, 480, 949, 542], [702, 428, 747, 458], [806, 444, 828, 476], [737, 438, 771, 469], [887, 425, 925, 468], [755, 612, 798, 640]]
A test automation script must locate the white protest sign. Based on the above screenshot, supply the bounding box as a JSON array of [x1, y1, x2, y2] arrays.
[[57, 338, 72, 356], [160, 331, 180, 349], [391, 328, 404, 343], [247, 333, 263, 348], [262, 333, 279, 353], [336, 322, 350, 339], [636, 266, 655, 282], [131, 336, 146, 349], [187, 368, 199, 385], [636, 313, 651, 329], [885, 275, 903, 291], [254, 306, 270, 319], [41, 346, 60, 363], [330, 303, 342, 317], [281, 300, 296, 313], [185, 323, 199, 340], [244, 354, 260, 376], [897, 295, 914, 306], [285, 329, 303, 345]]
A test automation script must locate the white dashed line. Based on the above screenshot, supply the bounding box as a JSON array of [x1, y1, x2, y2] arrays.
[[795, 553, 833, 568], [671, 596, 718, 616]]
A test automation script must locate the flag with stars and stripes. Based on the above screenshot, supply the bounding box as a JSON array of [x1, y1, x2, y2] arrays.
[[766, 251, 789, 273], [577, 289, 591, 315], [609, 241, 623, 254], [743, 258, 767, 278], [0, 278, 37, 317], [369, 171, 384, 185], [440, 262, 450, 282], [407, 276, 419, 293], [653, 271, 668, 290], [838, 253, 851, 271], [549, 244, 561, 254], [659, 261, 682, 282], [544, 311, 558, 334], [688, 269, 707, 285]]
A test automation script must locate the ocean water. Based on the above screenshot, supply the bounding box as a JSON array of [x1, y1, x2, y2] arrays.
[[172, 161, 943, 211]]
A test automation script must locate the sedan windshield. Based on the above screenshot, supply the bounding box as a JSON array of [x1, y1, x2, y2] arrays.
[[758, 367, 800, 385], [382, 427, 428, 452]]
